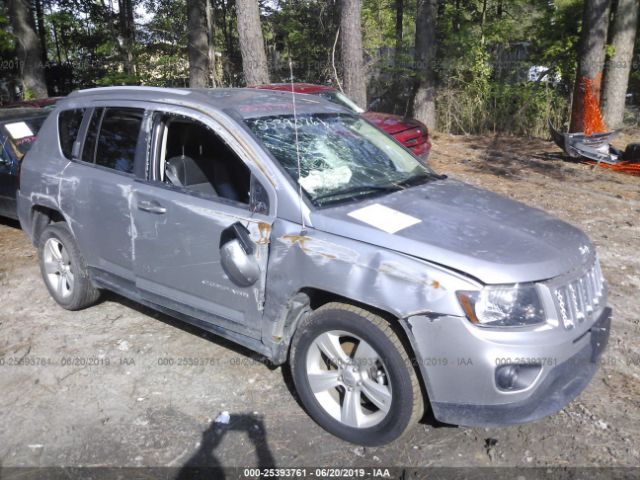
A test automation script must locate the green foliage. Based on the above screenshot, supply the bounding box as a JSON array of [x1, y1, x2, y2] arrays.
[[95, 71, 141, 86], [263, 0, 339, 84], [23, 88, 37, 100], [526, 0, 582, 91], [1, 0, 602, 136], [0, 7, 14, 51], [139, 0, 189, 85], [438, 82, 569, 137], [430, 0, 576, 135]]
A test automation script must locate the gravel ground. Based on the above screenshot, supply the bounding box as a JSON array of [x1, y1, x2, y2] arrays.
[[0, 133, 639, 472]]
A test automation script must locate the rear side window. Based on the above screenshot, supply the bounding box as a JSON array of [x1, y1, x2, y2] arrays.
[[58, 109, 85, 159], [81, 107, 143, 174], [95, 108, 143, 174]]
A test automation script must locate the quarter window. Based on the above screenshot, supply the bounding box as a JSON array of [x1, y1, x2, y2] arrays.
[[58, 109, 85, 159]]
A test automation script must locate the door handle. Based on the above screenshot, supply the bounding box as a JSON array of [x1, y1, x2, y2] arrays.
[[137, 199, 166, 214]]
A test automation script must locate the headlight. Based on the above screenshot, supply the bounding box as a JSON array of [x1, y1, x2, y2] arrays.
[[457, 284, 546, 327]]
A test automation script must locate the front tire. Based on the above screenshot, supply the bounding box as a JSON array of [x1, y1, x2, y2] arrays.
[[38, 223, 101, 310], [290, 303, 423, 445]]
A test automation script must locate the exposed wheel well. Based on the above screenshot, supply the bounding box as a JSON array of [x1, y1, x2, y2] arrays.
[[300, 287, 397, 324], [31, 206, 65, 244]]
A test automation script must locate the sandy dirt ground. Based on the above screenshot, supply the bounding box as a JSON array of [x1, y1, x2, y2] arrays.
[[0, 133, 639, 472]]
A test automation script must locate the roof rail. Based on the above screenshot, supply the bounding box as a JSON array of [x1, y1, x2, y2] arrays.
[[69, 86, 191, 97]]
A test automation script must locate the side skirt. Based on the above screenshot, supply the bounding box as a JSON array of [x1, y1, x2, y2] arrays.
[[89, 267, 273, 360]]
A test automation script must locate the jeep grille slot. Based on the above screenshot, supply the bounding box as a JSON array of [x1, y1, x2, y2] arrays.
[[552, 260, 604, 329]]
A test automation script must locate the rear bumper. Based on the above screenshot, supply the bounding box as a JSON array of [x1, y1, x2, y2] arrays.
[[405, 306, 611, 427]]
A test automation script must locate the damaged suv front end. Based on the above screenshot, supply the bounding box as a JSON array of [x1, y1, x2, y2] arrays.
[[408, 259, 610, 427], [248, 110, 612, 429]]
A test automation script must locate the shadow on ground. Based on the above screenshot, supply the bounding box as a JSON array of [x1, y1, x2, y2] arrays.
[[471, 135, 570, 181], [102, 290, 280, 371], [0, 217, 20, 229], [176, 413, 275, 479]]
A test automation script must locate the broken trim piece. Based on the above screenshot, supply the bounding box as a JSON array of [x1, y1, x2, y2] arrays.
[[549, 121, 620, 165]]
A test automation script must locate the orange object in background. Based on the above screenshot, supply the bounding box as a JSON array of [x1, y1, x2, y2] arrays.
[[581, 77, 640, 175], [593, 161, 640, 176], [556, 77, 640, 175], [581, 77, 608, 136]]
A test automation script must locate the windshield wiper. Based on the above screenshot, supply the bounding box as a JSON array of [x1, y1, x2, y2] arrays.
[[399, 171, 447, 187], [314, 184, 402, 203]]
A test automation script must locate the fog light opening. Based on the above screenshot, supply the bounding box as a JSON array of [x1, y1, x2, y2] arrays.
[[496, 365, 520, 390], [495, 364, 541, 392]]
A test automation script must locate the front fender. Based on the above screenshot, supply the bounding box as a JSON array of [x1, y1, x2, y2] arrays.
[[261, 219, 480, 360]]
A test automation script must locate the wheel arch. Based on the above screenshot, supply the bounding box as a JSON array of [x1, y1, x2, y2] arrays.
[[30, 205, 67, 245], [287, 296, 427, 443], [269, 287, 431, 414]]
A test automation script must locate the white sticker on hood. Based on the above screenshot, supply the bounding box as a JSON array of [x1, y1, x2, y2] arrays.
[[5, 121, 34, 139], [348, 203, 421, 234]]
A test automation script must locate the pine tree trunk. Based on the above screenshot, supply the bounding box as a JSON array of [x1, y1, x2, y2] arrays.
[[395, 0, 403, 59], [340, 0, 366, 108], [392, 0, 403, 113], [570, 0, 611, 132], [7, 0, 48, 98], [60, 22, 69, 62], [117, 0, 136, 75], [206, 0, 217, 87], [601, 0, 639, 129], [187, 0, 210, 87], [236, 0, 269, 86], [413, 0, 437, 130], [34, 0, 47, 64], [48, 1, 62, 64], [125, 0, 136, 74]]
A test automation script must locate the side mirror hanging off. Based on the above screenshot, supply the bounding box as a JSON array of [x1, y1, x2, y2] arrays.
[[219, 222, 260, 287]]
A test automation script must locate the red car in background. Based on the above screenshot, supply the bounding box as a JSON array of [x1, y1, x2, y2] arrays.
[[254, 83, 431, 161]]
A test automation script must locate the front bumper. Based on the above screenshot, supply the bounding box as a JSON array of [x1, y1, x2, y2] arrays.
[[405, 306, 611, 427]]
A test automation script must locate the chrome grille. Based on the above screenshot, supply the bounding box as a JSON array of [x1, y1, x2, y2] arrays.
[[552, 260, 604, 329]]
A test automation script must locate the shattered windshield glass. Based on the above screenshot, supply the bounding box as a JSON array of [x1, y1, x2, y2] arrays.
[[246, 114, 435, 206]]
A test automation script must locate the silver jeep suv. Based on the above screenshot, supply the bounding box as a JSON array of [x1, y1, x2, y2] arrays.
[[17, 87, 611, 446]]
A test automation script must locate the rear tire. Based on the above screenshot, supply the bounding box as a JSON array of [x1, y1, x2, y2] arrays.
[[38, 223, 101, 310], [290, 302, 423, 446]]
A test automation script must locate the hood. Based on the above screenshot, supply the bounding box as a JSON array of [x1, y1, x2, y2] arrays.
[[361, 111, 424, 135], [310, 179, 594, 285]]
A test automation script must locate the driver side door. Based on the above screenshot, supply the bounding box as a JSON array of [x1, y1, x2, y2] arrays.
[[131, 108, 274, 339]]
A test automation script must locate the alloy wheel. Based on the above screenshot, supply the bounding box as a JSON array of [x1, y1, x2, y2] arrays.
[[305, 330, 393, 429], [42, 238, 74, 299]]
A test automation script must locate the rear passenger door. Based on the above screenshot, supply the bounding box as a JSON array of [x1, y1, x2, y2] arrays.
[[131, 108, 274, 339], [59, 106, 145, 283]]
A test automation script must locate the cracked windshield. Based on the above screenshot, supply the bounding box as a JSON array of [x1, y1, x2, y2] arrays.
[[246, 114, 434, 206]]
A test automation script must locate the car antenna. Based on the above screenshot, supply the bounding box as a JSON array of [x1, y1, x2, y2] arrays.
[[289, 56, 306, 234]]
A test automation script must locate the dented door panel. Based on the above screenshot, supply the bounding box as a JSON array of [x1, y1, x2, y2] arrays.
[[60, 165, 135, 280], [132, 182, 272, 338]]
